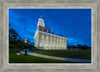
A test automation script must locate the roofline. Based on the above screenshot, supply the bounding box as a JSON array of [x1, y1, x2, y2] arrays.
[[39, 31, 67, 39]]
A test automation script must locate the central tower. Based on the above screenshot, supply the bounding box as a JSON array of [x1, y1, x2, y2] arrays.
[[37, 16, 45, 27], [34, 16, 67, 50]]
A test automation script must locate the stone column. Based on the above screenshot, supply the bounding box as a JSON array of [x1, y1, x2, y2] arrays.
[[52, 36, 53, 50], [61, 38, 62, 50], [38, 32, 40, 49], [57, 38, 58, 50], [50, 35, 52, 50], [48, 34, 50, 50], [44, 34, 46, 50]]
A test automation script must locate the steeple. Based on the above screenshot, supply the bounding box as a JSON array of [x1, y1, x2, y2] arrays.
[[37, 15, 45, 27], [40, 15, 42, 18]]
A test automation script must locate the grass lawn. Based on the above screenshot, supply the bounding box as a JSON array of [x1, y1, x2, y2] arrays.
[[9, 49, 91, 63], [32, 50, 91, 59], [9, 52, 74, 63]]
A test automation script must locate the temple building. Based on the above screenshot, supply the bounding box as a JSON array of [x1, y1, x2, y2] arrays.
[[34, 16, 67, 50]]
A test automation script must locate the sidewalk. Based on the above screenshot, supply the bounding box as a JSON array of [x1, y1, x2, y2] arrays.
[[25, 50, 91, 63], [28, 52, 66, 61]]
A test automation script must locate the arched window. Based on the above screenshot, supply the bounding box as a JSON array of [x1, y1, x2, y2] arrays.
[[42, 35, 44, 39], [46, 37, 48, 40], [50, 37, 52, 40], [57, 39, 58, 42], [60, 40, 61, 42], [63, 40, 64, 42], [54, 38, 55, 41], [46, 44, 48, 47]]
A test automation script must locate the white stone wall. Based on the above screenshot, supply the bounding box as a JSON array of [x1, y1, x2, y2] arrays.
[[35, 31, 67, 50], [34, 17, 67, 50]]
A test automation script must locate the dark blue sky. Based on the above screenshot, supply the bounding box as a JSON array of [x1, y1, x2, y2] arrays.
[[9, 9, 91, 47]]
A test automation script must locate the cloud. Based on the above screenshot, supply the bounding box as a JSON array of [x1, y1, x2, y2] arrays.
[[9, 9, 91, 47]]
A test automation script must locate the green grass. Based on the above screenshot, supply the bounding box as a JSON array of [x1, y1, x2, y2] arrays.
[[9, 49, 91, 63], [32, 50, 91, 59], [9, 52, 73, 63]]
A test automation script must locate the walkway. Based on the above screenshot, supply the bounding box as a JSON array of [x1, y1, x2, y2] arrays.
[[22, 50, 91, 63]]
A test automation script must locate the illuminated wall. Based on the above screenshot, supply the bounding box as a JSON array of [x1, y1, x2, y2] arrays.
[[34, 31, 67, 50], [34, 17, 67, 50]]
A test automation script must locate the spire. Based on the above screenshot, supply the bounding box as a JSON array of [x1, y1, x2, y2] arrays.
[[37, 15, 45, 27], [40, 15, 42, 18]]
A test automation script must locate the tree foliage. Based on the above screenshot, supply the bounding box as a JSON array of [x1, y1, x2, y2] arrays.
[[67, 44, 90, 50], [9, 28, 35, 51]]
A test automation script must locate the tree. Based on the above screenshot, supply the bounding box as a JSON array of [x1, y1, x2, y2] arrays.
[[9, 28, 22, 50], [9, 25, 36, 51], [52, 32, 54, 34], [82, 45, 89, 50], [77, 45, 82, 50], [71, 45, 76, 49], [9, 28, 21, 40]]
